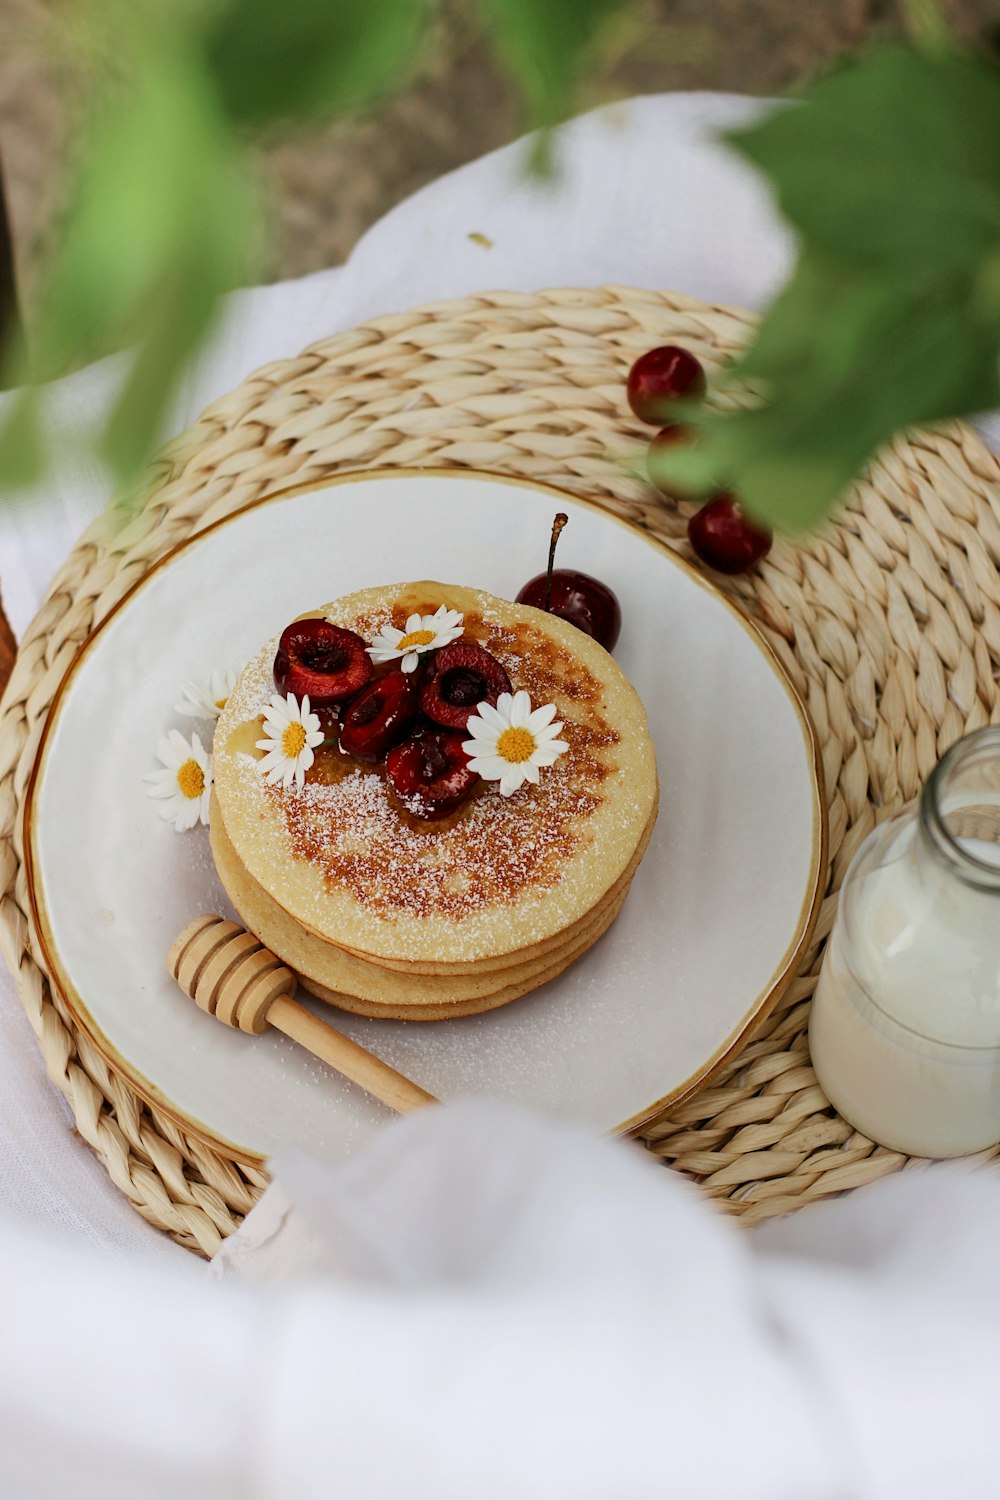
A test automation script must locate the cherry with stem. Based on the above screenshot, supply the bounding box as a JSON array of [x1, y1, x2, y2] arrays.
[[516, 513, 622, 652]]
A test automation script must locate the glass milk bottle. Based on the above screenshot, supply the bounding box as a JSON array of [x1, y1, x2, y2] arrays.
[[810, 727, 1000, 1157]]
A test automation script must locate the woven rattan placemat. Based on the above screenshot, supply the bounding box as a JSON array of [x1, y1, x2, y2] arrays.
[[4, 286, 1000, 1254]]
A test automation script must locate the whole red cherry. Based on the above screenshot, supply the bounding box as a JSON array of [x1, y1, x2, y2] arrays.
[[627, 346, 706, 426], [515, 513, 622, 652], [517, 570, 621, 652], [274, 618, 373, 707], [688, 494, 772, 575]]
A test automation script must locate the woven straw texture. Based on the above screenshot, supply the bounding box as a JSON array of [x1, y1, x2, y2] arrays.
[[4, 286, 1000, 1255]]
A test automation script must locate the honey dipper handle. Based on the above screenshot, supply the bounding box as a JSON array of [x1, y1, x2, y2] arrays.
[[268, 995, 438, 1114], [169, 914, 437, 1114]]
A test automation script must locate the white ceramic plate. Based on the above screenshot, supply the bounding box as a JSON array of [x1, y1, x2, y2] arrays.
[[26, 471, 825, 1163]]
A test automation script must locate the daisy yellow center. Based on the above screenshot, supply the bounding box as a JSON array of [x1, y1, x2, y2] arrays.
[[282, 721, 308, 758], [495, 727, 537, 764], [176, 759, 205, 800], [397, 629, 436, 651], [214, 697, 228, 709]]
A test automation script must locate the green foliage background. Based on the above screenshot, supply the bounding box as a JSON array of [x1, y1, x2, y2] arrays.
[[2, 0, 1000, 535], [667, 43, 1000, 530]]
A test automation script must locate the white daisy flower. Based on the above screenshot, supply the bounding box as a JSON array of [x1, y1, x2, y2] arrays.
[[144, 730, 213, 831], [174, 667, 238, 721], [366, 606, 464, 673], [463, 690, 569, 797], [256, 692, 325, 790]]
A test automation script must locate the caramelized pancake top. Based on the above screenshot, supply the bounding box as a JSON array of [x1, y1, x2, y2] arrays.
[[214, 583, 658, 963]]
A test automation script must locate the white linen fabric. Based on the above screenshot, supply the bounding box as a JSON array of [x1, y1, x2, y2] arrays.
[[4, 1100, 1000, 1499], [1, 92, 999, 1495]]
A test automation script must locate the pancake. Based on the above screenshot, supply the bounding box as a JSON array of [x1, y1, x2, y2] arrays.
[[213, 582, 658, 984], [297, 885, 631, 1020], [297, 793, 658, 978], [211, 793, 652, 1016], [255, 796, 658, 981]]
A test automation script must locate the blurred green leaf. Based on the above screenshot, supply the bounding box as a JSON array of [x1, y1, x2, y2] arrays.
[[731, 48, 1000, 275], [713, 264, 998, 531], [23, 22, 259, 489], [899, 0, 951, 56], [205, 0, 430, 125], [473, 0, 628, 131], [0, 391, 44, 489], [668, 46, 1000, 532]]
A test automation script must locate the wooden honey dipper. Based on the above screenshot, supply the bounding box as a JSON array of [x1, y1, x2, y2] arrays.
[[168, 914, 437, 1114]]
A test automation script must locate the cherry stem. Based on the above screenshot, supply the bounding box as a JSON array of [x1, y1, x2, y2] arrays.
[[545, 513, 568, 613]]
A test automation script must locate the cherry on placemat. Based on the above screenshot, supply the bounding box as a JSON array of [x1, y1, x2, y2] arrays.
[[386, 728, 478, 820], [647, 422, 700, 500], [273, 619, 373, 706], [516, 512, 622, 652], [688, 494, 772, 576], [627, 345, 706, 426]]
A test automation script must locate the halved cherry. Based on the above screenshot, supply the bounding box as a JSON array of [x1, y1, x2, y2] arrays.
[[419, 642, 512, 730], [385, 728, 478, 821], [338, 670, 418, 761], [273, 619, 373, 707]]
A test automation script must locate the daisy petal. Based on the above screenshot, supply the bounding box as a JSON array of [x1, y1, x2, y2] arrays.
[[527, 701, 558, 730], [179, 800, 202, 833], [467, 755, 508, 780], [510, 691, 532, 726], [533, 740, 569, 765], [143, 768, 174, 792], [169, 727, 193, 757], [471, 700, 506, 731]]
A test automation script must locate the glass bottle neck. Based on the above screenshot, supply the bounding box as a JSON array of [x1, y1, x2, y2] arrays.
[[918, 727, 1000, 893]]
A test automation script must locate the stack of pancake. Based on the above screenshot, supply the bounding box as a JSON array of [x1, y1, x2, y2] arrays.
[[210, 582, 658, 1020]]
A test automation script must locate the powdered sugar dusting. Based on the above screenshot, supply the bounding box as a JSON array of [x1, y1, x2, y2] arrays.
[[215, 588, 647, 936], [219, 638, 283, 727]]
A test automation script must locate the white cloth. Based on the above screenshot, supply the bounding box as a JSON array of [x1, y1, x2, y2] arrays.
[[2, 93, 1000, 1495], [4, 1100, 1000, 1499]]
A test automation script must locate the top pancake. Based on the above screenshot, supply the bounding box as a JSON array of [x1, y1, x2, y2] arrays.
[[212, 582, 658, 965]]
